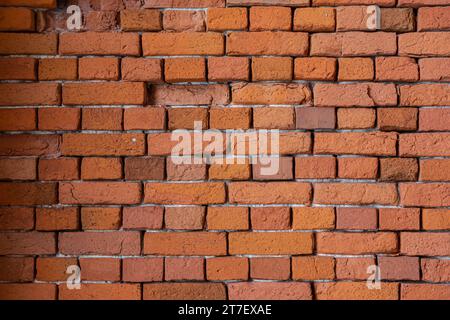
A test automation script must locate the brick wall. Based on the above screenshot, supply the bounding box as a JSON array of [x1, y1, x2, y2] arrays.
[[0, 0, 449, 300]]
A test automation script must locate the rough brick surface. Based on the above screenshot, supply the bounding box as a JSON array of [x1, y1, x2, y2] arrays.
[[0, 1, 448, 301]]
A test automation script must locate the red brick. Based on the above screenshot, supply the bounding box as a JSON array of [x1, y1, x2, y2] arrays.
[[38, 108, 80, 131], [207, 8, 247, 31], [310, 33, 343, 56], [337, 108, 376, 129], [338, 58, 373, 81], [314, 83, 397, 107], [336, 257, 376, 280], [0, 108, 35, 131], [315, 282, 398, 300], [422, 209, 450, 230], [0, 257, 34, 282], [0, 33, 57, 55], [229, 232, 313, 255], [295, 57, 336, 81], [336, 208, 377, 230], [401, 284, 450, 300], [399, 32, 450, 56], [252, 57, 293, 81], [144, 283, 226, 300], [294, 8, 335, 32], [419, 58, 450, 81], [0, 182, 57, 205], [59, 32, 140, 56], [317, 232, 398, 254], [232, 83, 311, 105], [400, 133, 450, 157], [401, 84, 450, 107], [209, 107, 251, 129], [379, 158, 418, 181], [401, 232, 450, 256], [208, 57, 249, 82], [421, 258, 450, 282], [123, 258, 164, 282], [0, 0, 56, 8], [165, 257, 204, 281], [60, 182, 141, 205], [150, 84, 229, 105], [163, 10, 205, 32], [165, 207, 205, 230], [144, 232, 227, 256], [59, 284, 141, 300], [378, 108, 418, 132], [81, 207, 121, 230], [207, 207, 249, 230], [253, 157, 293, 180], [81, 157, 122, 180], [336, 6, 373, 31], [228, 282, 312, 300], [398, 0, 450, 6], [122, 206, 163, 230], [0, 134, 60, 157], [295, 156, 336, 179], [419, 108, 450, 131], [145, 182, 225, 205], [292, 256, 335, 280], [250, 7, 291, 31], [251, 207, 290, 230], [0, 208, 34, 231], [292, 207, 335, 230], [82, 108, 122, 131], [314, 132, 397, 156], [0, 57, 36, 80], [36, 207, 79, 231], [0, 83, 60, 106], [227, 31, 308, 56], [165, 58, 206, 83], [59, 231, 140, 255], [400, 183, 450, 207], [62, 133, 145, 156], [207, 257, 248, 281], [124, 107, 165, 130], [379, 208, 420, 230], [38, 158, 79, 181], [296, 107, 336, 129], [168, 107, 208, 130], [338, 157, 378, 179], [381, 8, 414, 32], [124, 157, 165, 180], [79, 258, 120, 281], [36, 257, 77, 281], [144, 0, 225, 8], [228, 0, 308, 5], [85, 11, 117, 31], [418, 7, 450, 31], [315, 183, 398, 205], [121, 9, 161, 31], [0, 157, 36, 180], [378, 256, 420, 280], [0, 284, 56, 300], [39, 58, 77, 80], [0, 232, 56, 255], [229, 182, 311, 205], [79, 57, 119, 80], [250, 257, 290, 280], [376, 57, 418, 82], [143, 32, 224, 56], [121, 58, 162, 82], [63, 82, 146, 105]]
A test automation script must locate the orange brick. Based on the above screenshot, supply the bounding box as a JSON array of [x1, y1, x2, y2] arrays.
[[338, 58, 374, 81], [81, 207, 121, 230], [207, 257, 248, 281], [207, 207, 249, 230], [38, 108, 80, 131], [376, 57, 418, 82], [252, 57, 292, 81], [124, 107, 165, 130], [379, 208, 420, 231], [121, 58, 162, 82], [250, 257, 290, 280], [0, 57, 36, 80], [317, 232, 398, 254], [209, 107, 251, 129], [0, 108, 36, 131], [337, 108, 376, 129], [144, 182, 225, 205], [79, 258, 120, 281], [123, 207, 163, 230], [294, 8, 335, 32], [250, 7, 291, 31], [79, 57, 119, 80], [250, 207, 290, 230], [168, 107, 208, 129], [0, 33, 57, 55], [207, 8, 247, 31], [295, 156, 336, 179], [165, 58, 206, 83], [120, 9, 161, 31], [295, 57, 336, 81], [36, 207, 79, 231], [338, 157, 378, 179], [422, 209, 450, 230], [208, 57, 249, 82], [81, 157, 122, 180], [0, 208, 34, 231], [0, 83, 60, 106], [316, 282, 398, 300], [165, 207, 205, 230], [253, 107, 295, 129], [292, 207, 335, 230], [82, 108, 123, 130], [292, 256, 335, 280], [38, 158, 79, 181], [0, 7, 34, 31], [36, 257, 77, 281]]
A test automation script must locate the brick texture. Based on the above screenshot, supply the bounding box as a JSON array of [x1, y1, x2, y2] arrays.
[[0, 1, 448, 302]]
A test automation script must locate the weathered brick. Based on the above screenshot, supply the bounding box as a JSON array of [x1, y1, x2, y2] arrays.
[[250, 257, 290, 280], [123, 206, 163, 230], [337, 108, 376, 129], [150, 84, 229, 105], [79, 258, 120, 282], [295, 57, 336, 81], [336, 208, 377, 230], [379, 208, 420, 230], [207, 257, 248, 281], [232, 83, 311, 105], [81, 207, 121, 230], [81, 157, 122, 180], [250, 7, 291, 31], [79, 57, 119, 80], [0, 232, 56, 255], [376, 57, 418, 82], [59, 284, 141, 300], [144, 283, 226, 300], [295, 156, 336, 179], [419, 58, 450, 81], [378, 108, 417, 131], [399, 32, 450, 56], [317, 232, 398, 254], [0, 57, 36, 80], [292, 207, 335, 230], [36, 207, 79, 231], [0, 33, 57, 54], [208, 57, 249, 82], [228, 282, 312, 300], [38, 108, 80, 131], [145, 182, 225, 205], [123, 258, 164, 282], [315, 282, 399, 300], [418, 7, 450, 31], [314, 183, 398, 205], [400, 183, 450, 207], [0, 83, 60, 106], [294, 8, 335, 32], [0, 208, 34, 231], [39, 58, 77, 80], [208, 8, 247, 31], [165, 257, 204, 281], [163, 10, 205, 32], [401, 284, 450, 300], [82, 108, 122, 130], [0, 182, 57, 205], [229, 182, 311, 204], [124, 107, 166, 130], [121, 58, 162, 82], [252, 57, 293, 81], [338, 157, 378, 179], [0, 257, 34, 282], [207, 207, 249, 230], [121, 9, 161, 31], [422, 209, 450, 230], [165, 58, 206, 83], [292, 256, 335, 280], [401, 232, 450, 256], [0, 284, 56, 300], [338, 58, 373, 81], [400, 133, 450, 157], [165, 207, 205, 230]]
